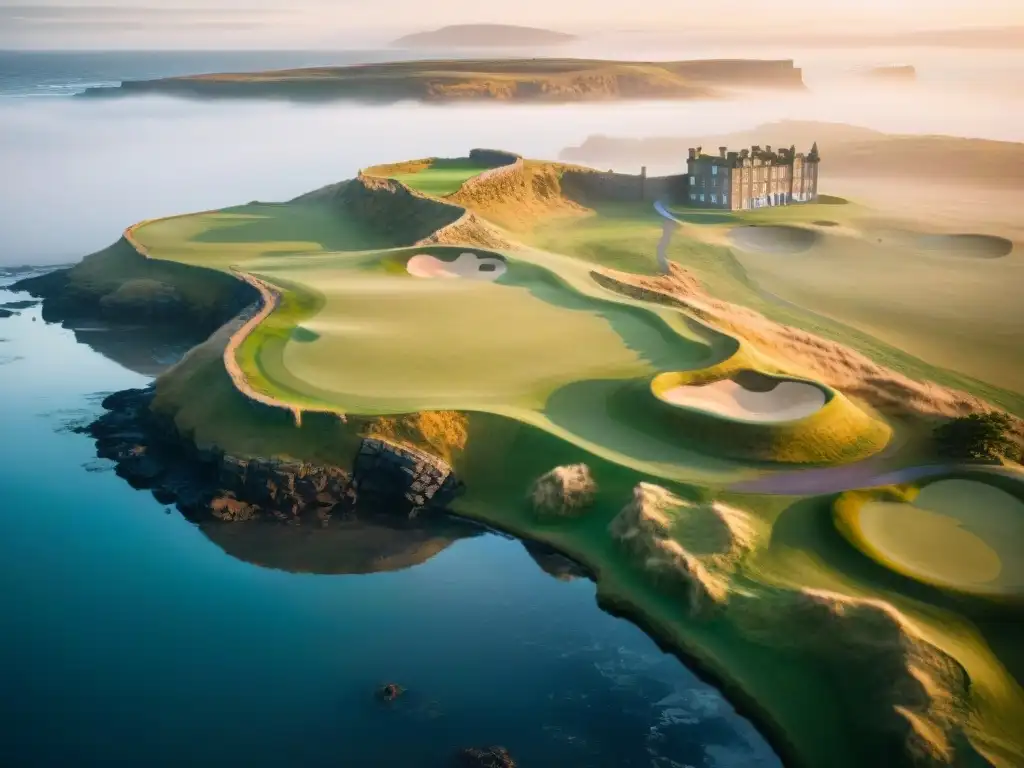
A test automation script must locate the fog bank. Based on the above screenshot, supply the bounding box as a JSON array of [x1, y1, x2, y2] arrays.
[[1, 76, 1021, 264]]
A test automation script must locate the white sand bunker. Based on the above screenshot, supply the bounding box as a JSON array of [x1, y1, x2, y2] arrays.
[[663, 372, 827, 423], [406, 251, 507, 280], [728, 225, 820, 254], [918, 234, 1013, 259]]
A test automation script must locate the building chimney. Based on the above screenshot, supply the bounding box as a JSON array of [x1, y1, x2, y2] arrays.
[[688, 148, 696, 160], [751, 145, 761, 154], [765, 145, 772, 154], [719, 146, 727, 158]]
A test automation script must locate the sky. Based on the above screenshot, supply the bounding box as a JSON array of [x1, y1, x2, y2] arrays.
[[2, 0, 1023, 49]]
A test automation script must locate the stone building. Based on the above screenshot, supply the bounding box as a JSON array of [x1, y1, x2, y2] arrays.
[[684, 143, 820, 210]]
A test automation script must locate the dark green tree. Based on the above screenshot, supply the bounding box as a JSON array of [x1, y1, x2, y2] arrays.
[[933, 413, 1016, 462]]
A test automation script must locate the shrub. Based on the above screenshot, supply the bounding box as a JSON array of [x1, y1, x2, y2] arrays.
[[933, 413, 1015, 462]]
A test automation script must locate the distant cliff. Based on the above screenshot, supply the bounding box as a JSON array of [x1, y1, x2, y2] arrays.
[[392, 24, 577, 48], [866, 65, 916, 81], [79, 58, 805, 104]]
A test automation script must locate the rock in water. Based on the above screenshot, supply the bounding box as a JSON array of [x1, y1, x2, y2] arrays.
[[456, 746, 516, 767], [376, 682, 405, 702]]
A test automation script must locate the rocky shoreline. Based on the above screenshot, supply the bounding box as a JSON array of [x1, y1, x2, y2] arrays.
[[85, 387, 356, 525], [84, 385, 461, 527]]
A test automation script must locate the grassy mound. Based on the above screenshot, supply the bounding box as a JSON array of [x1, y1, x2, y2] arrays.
[[14, 237, 252, 330], [650, 365, 892, 464], [609, 482, 757, 615], [529, 463, 596, 518], [834, 473, 1024, 601]]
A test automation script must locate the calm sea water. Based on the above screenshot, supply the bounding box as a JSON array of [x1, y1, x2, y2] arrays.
[[0, 279, 779, 766]]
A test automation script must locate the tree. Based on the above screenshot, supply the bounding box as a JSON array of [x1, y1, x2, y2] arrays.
[[933, 413, 1016, 462]]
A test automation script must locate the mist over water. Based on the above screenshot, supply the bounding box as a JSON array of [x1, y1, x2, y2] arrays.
[[0, 47, 1022, 265]]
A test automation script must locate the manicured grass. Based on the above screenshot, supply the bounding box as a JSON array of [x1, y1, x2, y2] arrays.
[[386, 159, 491, 197]]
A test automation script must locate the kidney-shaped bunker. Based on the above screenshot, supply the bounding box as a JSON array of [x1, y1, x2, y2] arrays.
[[651, 368, 891, 464]]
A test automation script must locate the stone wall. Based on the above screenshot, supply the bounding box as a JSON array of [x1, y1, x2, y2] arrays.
[[561, 169, 688, 205]]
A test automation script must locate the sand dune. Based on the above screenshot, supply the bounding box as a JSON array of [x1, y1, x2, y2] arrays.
[[663, 377, 826, 423]]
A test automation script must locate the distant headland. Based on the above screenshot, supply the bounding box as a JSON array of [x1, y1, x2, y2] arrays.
[[77, 58, 806, 104], [392, 23, 577, 48]]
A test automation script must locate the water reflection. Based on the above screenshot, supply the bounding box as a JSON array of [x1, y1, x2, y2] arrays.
[[199, 514, 479, 575]]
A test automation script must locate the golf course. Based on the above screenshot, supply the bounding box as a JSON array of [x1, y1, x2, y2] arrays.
[[25, 149, 1024, 768]]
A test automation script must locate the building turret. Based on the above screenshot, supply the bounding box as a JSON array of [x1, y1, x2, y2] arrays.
[[808, 141, 820, 161]]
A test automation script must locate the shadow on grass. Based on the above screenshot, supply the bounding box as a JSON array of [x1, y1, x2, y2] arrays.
[[769, 495, 1024, 686]]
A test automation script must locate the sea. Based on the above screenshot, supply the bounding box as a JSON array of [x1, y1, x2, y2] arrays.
[[0, 45, 1020, 766]]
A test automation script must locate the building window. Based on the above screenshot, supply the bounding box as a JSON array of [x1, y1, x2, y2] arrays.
[[699, 194, 705, 202], [712, 166, 718, 176], [689, 193, 696, 201], [689, 177, 695, 185], [710, 194, 717, 203]]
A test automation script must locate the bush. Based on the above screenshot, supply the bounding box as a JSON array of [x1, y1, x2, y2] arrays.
[[933, 413, 1015, 462]]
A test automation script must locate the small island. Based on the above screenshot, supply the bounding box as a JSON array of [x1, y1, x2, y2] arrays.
[[77, 58, 806, 103], [866, 65, 917, 81], [392, 23, 577, 48]]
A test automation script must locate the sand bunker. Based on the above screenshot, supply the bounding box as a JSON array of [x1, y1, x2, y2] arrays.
[[728, 225, 820, 254], [850, 478, 1024, 597], [661, 372, 827, 423], [406, 251, 507, 280], [917, 234, 1013, 258]]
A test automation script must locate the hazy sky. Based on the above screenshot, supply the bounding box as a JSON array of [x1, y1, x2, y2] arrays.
[[2, 0, 1022, 49]]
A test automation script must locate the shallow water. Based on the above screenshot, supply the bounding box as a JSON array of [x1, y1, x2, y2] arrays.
[[0, 281, 778, 766]]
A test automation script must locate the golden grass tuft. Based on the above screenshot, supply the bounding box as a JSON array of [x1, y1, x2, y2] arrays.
[[364, 411, 469, 464], [609, 483, 757, 615], [529, 463, 596, 518]]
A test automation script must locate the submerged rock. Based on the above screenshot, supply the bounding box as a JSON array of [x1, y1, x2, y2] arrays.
[[456, 746, 516, 767], [376, 682, 405, 702]]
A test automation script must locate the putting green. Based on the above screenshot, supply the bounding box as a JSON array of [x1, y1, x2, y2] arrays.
[[378, 158, 492, 197], [836, 477, 1024, 598]]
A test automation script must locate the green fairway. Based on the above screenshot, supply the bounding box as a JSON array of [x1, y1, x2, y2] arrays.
[[383, 158, 492, 197]]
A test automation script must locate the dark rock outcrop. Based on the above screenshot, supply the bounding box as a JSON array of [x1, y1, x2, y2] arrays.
[[83, 387, 464, 525], [456, 746, 516, 767], [376, 683, 405, 702]]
